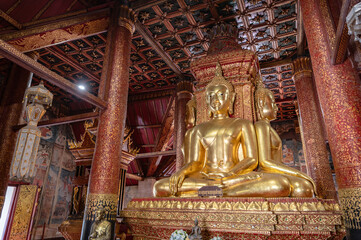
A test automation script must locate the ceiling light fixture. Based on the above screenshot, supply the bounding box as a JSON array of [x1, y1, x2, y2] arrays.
[[78, 85, 86, 90]]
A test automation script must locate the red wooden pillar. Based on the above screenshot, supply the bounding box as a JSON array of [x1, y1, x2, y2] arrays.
[[301, 0, 361, 237], [292, 57, 337, 200], [175, 80, 193, 170], [80, 4, 135, 240]]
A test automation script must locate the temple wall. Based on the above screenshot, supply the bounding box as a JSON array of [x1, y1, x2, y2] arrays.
[[124, 178, 156, 208], [29, 124, 76, 240]]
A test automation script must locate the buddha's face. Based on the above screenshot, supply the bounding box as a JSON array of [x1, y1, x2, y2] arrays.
[[206, 84, 233, 117], [260, 92, 278, 120], [95, 210, 104, 221]]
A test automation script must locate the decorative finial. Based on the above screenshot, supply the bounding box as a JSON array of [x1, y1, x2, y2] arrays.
[[215, 62, 223, 77]]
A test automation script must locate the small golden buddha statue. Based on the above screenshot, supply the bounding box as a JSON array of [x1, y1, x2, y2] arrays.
[[189, 218, 202, 240], [254, 83, 316, 197], [88, 210, 111, 240], [153, 63, 295, 197]]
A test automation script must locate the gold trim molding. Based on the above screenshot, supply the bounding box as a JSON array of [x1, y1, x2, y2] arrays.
[[292, 57, 313, 78], [339, 187, 361, 229], [85, 193, 118, 221], [121, 198, 345, 239], [126, 198, 341, 212]]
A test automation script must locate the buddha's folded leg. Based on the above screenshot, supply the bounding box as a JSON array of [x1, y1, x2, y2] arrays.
[[153, 175, 211, 197], [286, 175, 314, 197], [223, 172, 291, 197]]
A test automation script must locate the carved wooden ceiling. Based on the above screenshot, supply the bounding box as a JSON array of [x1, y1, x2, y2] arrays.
[[0, 0, 303, 182], [25, 0, 300, 121]]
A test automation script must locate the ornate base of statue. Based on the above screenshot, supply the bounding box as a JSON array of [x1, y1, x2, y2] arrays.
[[120, 197, 345, 240], [59, 217, 83, 240]]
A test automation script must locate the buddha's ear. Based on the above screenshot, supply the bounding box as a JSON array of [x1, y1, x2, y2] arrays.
[[257, 97, 264, 110], [256, 98, 265, 119], [206, 94, 212, 118], [229, 92, 236, 115]]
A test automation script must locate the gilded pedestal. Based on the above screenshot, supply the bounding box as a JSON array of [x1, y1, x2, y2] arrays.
[[301, 0, 361, 236], [121, 198, 345, 240]]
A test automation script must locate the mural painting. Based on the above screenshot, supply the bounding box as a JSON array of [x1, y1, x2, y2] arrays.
[[30, 125, 76, 239], [281, 139, 307, 173]]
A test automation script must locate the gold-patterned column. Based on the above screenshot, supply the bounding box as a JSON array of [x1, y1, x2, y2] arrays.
[[175, 80, 193, 170], [80, 5, 135, 240], [292, 57, 337, 199], [0, 51, 39, 214], [8, 185, 38, 240], [301, 0, 361, 237]]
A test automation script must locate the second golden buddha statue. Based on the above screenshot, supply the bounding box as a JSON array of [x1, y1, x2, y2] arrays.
[[153, 63, 315, 198]]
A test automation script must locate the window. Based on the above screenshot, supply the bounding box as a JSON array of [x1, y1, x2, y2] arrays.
[[0, 186, 17, 240]]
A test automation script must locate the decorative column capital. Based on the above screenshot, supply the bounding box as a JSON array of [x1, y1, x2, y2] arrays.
[[120, 150, 136, 170], [176, 80, 194, 98], [118, 5, 136, 34], [292, 57, 313, 79]]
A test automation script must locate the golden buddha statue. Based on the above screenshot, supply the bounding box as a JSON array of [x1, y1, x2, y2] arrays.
[[154, 63, 302, 198], [88, 210, 111, 240], [254, 82, 316, 197]]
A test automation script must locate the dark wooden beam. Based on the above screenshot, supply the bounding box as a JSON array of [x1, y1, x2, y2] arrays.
[[126, 173, 144, 181], [1, 11, 109, 53], [0, 9, 109, 42], [0, 9, 22, 29], [260, 58, 293, 69], [331, 0, 351, 64], [0, 39, 107, 109], [13, 111, 99, 130], [163, 161, 176, 176], [130, 0, 167, 11], [75, 159, 93, 166], [155, 155, 175, 177], [145, 96, 175, 176], [136, 150, 176, 159], [141, 144, 156, 148], [153, 95, 175, 148], [135, 22, 183, 77], [133, 124, 161, 129], [296, 0, 305, 56], [128, 89, 175, 102]]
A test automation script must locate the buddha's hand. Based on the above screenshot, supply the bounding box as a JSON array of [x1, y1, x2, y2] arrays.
[[169, 169, 186, 196]]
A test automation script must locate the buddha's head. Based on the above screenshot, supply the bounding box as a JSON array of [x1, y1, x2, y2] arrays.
[[255, 83, 278, 121], [95, 209, 106, 222], [206, 62, 235, 118]]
